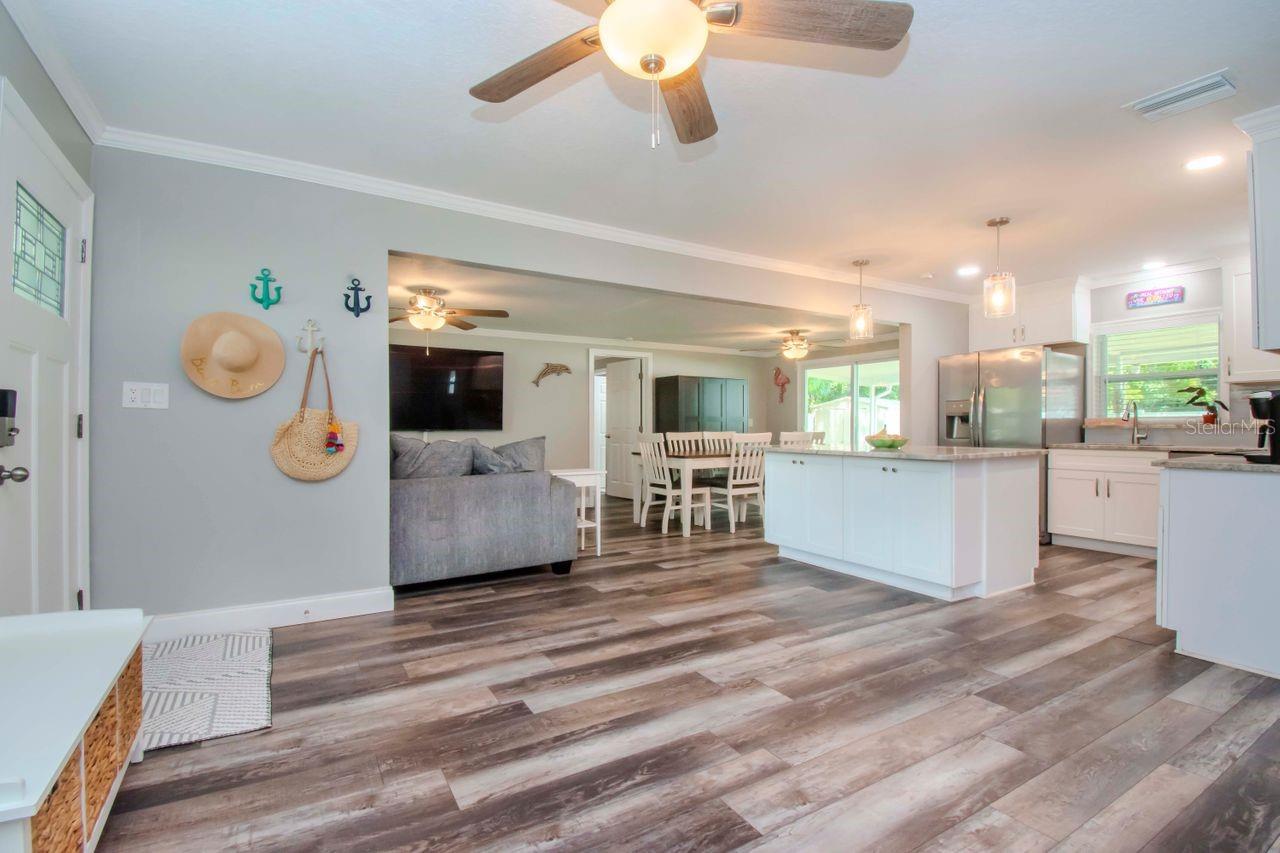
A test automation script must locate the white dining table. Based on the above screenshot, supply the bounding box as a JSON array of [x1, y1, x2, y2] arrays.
[[631, 451, 733, 538]]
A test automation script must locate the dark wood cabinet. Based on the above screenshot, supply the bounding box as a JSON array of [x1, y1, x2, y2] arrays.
[[655, 375, 748, 434]]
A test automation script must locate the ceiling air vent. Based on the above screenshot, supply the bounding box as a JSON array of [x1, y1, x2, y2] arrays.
[[1124, 70, 1236, 122]]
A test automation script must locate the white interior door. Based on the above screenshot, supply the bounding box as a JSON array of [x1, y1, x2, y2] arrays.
[[605, 359, 641, 499], [0, 80, 91, 615]]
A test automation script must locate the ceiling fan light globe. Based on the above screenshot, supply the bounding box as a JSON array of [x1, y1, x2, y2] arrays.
[[599, 0, 709, 80], [408, 311, 447, 331]]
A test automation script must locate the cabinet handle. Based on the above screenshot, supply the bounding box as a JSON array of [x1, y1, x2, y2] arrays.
[[1106, 479, 1111, 499], [882, 466, 888, 472], [1095, 478, 1099, 497], [891, 467, 898, 473], [1012, 328, 1017, 343]]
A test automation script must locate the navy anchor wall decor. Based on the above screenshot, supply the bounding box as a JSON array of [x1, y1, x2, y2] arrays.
[[250, 267, 282, 310], [344, 278, 372, 318]]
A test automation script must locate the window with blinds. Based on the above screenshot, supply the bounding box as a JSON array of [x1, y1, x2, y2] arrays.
[[1094, 321, 1220, 417]]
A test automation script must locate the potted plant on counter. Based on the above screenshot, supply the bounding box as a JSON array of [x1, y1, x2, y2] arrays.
[[1180, 385, 1229, 424]]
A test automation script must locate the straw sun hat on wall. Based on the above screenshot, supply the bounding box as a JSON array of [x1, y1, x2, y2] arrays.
[[180, 312, 285, 399]]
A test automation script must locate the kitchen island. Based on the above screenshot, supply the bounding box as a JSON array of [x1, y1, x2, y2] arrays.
[[764, 446, 1044, 601], [1157, 455, 1280, 678]]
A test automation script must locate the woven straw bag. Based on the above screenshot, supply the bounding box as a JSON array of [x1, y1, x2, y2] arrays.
[[271, 349, 359, 481]]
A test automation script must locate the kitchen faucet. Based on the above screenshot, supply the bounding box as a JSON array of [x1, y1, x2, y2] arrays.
[[1122, 401, 1148, 445]]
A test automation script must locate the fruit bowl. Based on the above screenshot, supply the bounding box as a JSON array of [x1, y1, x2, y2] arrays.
[[865, 433, 909, 450]]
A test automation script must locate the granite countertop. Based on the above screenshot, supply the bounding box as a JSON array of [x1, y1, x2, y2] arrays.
[[1049, 443, 1255, 454], [766, 445, 1045, 462], [1154, 455, 1280, 474]]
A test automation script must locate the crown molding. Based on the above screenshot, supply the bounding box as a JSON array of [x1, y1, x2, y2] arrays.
[[0, 0, 104, 141], [98, 125, 970, 305], [1235, 104, 1280, 144], [389, 319, 868, 358], [1078, 257, 1224, 290]]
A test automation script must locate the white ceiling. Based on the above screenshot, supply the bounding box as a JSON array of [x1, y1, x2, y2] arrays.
[[27, 0, 1280, 293], [388, 251, 896, 352]]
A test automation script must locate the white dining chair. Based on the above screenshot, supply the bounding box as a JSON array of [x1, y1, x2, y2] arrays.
[[702, 431, 734, 455], [709, 432, 770, 532], [779, 431, 817, 449], [638, 434, 711, 535], [665, 432, 703, 456]]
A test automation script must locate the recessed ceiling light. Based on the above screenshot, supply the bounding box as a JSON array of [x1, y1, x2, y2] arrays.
[[920, 272, 934, 280], [1184, 154, 1224, 171], [1142, 260, 1167, 271], [957, 265, 981, 277]]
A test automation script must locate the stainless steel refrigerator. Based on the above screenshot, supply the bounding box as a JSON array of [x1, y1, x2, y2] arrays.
[[938, 346, 1085, 542]]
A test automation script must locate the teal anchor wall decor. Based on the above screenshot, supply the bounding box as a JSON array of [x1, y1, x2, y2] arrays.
[[249, 268, 282, 311], [344, 278, 371, 318]]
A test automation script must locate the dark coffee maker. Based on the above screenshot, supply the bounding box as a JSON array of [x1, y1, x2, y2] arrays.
[[1248, 390, 1280, 464]]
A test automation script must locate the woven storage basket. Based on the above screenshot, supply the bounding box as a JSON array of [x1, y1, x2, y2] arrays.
[[270, 349, 358, 481], [30, 747, 82, 853], [116, 646, 143, 764], [83, 688, 119, 831]]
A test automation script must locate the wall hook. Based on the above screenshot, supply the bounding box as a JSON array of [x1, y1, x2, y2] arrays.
[[296, 319, 325, 354], [344, 277, 372, 318]]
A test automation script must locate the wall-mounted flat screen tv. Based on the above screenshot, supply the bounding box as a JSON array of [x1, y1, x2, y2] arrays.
[[389, 344, 503, 430]]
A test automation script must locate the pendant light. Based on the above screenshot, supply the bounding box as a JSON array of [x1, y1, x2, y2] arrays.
[[983, 217, 1016, 319], [849, 259, 874, 340]]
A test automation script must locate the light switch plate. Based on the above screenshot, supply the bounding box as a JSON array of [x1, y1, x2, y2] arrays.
[[122, 382, 169, 409]]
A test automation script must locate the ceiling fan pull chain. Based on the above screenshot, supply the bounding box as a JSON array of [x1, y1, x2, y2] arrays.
[[650, 76, 660, 150]]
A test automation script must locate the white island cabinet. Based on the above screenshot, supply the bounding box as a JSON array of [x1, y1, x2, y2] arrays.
[[765, 446, 1043, 601], [1158, 456, 1280, 679]]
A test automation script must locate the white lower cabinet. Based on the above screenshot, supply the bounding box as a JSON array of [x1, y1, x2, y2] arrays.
[[844, 458, 953, 585], [1048, 451, 1166, 550], [764, 453, 843, 558]]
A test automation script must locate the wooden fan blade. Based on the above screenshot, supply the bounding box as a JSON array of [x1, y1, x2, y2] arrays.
[[445, 317, 478, 331], [470, 26, 601, 103], [445, 308, 510, 318], [661, 65, 717, 144], [727, 0, 913, 50]]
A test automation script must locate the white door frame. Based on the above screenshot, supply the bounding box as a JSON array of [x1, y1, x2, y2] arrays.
[[587, 348, 653, 474], [0, 77, 94, 608]]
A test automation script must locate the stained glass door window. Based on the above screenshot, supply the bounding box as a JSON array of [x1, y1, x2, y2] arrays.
[[12, 182, 66, 316]]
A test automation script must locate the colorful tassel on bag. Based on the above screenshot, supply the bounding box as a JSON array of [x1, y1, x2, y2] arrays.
[[325, 417, 345, 455]]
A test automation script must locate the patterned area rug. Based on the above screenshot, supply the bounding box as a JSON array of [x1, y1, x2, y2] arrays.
[[141, 630, 272, 750]]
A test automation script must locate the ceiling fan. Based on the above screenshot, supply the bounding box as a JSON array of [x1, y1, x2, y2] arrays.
[[389, 289, 511, 331], [740, 329, 848, 360], [470, 0, 914, 144]]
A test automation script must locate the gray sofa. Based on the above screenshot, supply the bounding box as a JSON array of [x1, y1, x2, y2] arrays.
[[390, 436, 577, 585]]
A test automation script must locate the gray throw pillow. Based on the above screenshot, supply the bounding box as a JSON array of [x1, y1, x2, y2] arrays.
[[390, 434, 474, 479], [469, 440, 519, 475], [495, 436, 546, 472]]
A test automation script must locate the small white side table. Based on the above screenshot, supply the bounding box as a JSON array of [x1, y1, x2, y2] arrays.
[[550, 468, 605, 557]]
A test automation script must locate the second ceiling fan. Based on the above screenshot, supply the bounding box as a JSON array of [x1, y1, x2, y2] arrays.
[[470, 0, 914, 144]]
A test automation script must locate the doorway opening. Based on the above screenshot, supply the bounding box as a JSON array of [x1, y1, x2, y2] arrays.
[[589, 349, 653, 501]]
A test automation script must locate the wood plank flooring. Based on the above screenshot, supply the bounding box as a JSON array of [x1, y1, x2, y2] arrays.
[[100, 498, 1280, 851]]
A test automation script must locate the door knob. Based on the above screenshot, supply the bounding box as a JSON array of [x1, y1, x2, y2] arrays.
[[0, 465, 29, 485]]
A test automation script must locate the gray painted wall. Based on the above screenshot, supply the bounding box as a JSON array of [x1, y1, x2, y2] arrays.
[[89, 145, 967, 616], [0, 4, 91, 181], [389, 326, 773, 469]]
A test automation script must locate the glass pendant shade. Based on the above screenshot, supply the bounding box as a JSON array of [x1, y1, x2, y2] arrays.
[[983, 272, 1016, 319], [409, 310, 447, 331], [599, 0, 709, 80], [850, 304, 874, 340]]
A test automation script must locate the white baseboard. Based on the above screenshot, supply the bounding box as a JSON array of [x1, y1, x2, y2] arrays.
[[143, 586, 394, 642], [1051, 534, 1156, 559]]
